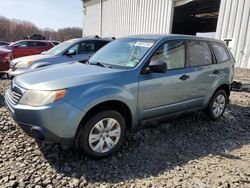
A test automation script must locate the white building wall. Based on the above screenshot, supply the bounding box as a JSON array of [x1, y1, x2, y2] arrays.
[[83, 0, 174, 38], [216, 0, 250, 69], [83, 0, 102, 36], [83, 0, 250, 69]]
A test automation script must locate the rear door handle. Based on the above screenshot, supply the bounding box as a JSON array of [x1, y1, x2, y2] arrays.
[[179, 74, 190, 81], [213, 70, 219, 75]]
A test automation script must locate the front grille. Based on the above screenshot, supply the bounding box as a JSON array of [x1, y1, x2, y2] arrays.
[[7, 81, 25, 105], [8, 89, 22, 104]]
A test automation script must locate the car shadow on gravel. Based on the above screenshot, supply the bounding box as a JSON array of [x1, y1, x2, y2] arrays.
[[0, 93, 4, 107], [36, 104, 250, 184], [0, 77, 10, 107]]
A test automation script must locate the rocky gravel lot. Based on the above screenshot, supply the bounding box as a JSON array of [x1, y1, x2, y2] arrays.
[[0, 68, 250, 188]]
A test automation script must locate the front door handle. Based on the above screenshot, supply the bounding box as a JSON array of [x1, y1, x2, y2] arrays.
[[179, 74, 190, 81], [213, 70, 219, 75]]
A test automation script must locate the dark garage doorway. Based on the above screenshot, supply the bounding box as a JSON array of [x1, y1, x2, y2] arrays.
[[172, 0, 221, 36]]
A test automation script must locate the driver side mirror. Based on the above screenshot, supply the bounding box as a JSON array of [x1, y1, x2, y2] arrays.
[[66, 49, 76, 56], [144, 60, 168, 73]]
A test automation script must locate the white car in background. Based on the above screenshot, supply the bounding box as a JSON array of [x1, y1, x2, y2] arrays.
[[8, 36, 113, 77]]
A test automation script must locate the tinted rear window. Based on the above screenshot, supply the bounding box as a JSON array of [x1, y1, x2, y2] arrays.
[[211, 42, 230, 63], [95, 41, 110, 51], [186, 41, 212, 67], [35, 42, 48, 47]]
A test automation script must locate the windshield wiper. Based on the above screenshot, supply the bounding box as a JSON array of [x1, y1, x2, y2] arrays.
[[90, 62, 112, 68], [79, 59, 90, 64]]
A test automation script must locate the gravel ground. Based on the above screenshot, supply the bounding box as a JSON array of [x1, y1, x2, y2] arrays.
[[0, 68, 250, 188]]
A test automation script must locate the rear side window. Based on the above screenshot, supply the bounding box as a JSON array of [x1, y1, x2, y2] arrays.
[[35, 42, 48, 47], [78, 41, 96, 54], [27, 41, 47, 47], [151, 40, 185, 70], [211, 42, 230, 63], [95, 41, 110, 51], [186, 41, 212, 67]]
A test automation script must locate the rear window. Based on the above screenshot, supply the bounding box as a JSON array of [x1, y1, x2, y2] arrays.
[[186, 40, 212, 67], [211, 42, 231, 63]]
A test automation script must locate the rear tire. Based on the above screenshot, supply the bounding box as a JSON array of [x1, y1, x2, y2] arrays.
[[75, 110, 126, 158], [205, 90, 228, 121]]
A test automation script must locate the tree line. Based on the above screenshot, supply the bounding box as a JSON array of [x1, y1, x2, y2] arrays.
[[0, 16, 82, 42]]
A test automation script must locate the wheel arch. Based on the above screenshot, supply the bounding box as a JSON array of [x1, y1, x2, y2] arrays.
[[214, 83, 230, 99], [75, 100, 133, 139]]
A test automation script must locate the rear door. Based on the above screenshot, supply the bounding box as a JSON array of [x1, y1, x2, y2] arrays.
[[29, 41, 50, 54], [184, 40, 219, 106]]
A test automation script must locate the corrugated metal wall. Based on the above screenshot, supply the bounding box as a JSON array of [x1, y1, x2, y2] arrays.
[[83, 0, 102, 36], [83, 0, 250, 69], [83, 0, 174, 38], [216, 0, 250, 69]]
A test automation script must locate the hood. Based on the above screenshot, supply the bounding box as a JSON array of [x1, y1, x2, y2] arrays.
[[11, 54, 54, 64], [15, 62, 126, 90], [0, 46, 12, 54]]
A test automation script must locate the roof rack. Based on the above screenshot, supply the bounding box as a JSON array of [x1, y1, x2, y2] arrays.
[[84, 35, 100, 39], [104, 37, 116, 40]]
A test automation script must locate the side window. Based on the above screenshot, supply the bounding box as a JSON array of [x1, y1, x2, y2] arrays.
[[15, 42, 28, 47], [186, 41, 212, 67], [151, 40, 185, 70], [95, 41, 109, 51], [78, 41, 95, 54], [35, 42, 48, 47], [27, 41, 36, 47], [211, 42, 230, 63], [67, 44, 79, 55]]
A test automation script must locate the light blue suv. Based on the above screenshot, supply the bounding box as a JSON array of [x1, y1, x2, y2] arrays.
[[5, 35, 234, 158]]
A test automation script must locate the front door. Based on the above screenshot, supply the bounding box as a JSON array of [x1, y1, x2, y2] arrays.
[[138, 40, 204, 120]]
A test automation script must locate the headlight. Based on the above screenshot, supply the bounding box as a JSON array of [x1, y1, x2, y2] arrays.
[[19, 89, 67, 107], [15, 61, 33, 69]]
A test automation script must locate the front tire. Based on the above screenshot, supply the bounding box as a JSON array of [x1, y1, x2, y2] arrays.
[[205, 90, 228, 121], [75, 110, 126, 158]]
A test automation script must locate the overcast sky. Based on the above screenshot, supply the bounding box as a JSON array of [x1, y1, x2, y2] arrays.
[[0, 0, 83, 30]]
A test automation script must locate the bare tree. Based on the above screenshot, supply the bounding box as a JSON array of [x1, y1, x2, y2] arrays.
[[0, 16, 82, 42]]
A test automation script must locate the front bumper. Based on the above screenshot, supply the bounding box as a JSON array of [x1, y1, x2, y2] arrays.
[[5, 90, 85, 145]]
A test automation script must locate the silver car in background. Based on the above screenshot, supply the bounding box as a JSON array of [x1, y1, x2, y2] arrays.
[[8, 36, 113, 77]]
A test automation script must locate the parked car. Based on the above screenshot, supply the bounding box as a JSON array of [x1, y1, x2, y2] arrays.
[[5, 35, 234, 158], [0, 41, 10, 46], [0, 47, 12, 76], [1, 40, 54, 59], [8, 37, 112, 77]]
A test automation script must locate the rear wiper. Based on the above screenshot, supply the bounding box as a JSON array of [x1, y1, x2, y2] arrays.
[[90, 62, 112, 68]]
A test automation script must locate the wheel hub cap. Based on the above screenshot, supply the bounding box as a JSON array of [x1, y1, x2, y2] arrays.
[[212, 94, 226, 117], [88, 118, 121, 153]]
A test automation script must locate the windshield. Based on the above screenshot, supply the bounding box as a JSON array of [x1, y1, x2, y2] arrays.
[[43, 40, 76, 55], [89, 38, 155, 68]]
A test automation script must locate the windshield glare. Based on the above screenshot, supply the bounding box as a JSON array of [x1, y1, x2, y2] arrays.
[[43, 40, 76, 55], [89, 38, 155, 68]]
